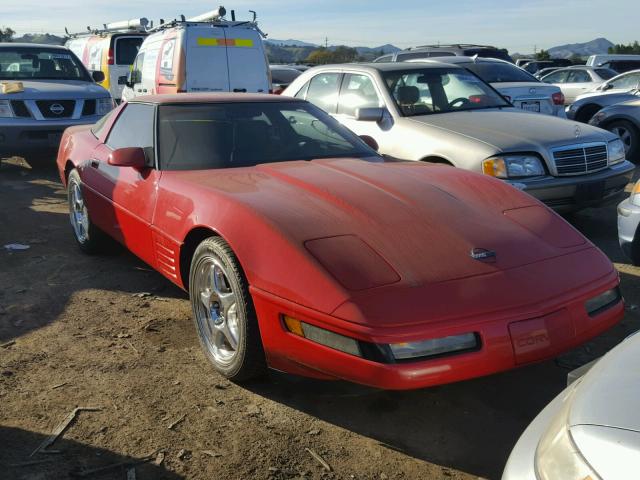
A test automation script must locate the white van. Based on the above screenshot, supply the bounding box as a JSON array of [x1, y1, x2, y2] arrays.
[[586, 54, 640, 67], [65, 19, 148, 102], [121, 8, 270, 102]]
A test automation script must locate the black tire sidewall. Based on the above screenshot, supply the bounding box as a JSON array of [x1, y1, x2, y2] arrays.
[[608, 120, 639, 162]]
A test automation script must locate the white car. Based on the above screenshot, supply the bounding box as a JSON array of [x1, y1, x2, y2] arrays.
[[503, 329, 640, 480], [408, 57, 567, 117], [541, 66, 618, 105]]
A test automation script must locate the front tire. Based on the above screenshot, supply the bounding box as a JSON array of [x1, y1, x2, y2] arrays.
[[607, 120, 639, 162], [189, 237, 266, 382], [67, 169, 106, 253]]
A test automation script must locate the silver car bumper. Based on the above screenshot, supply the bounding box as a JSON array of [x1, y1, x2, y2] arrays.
[[617, 196, 640, 261], [0, 116, 103, 157], [508, 161, 635, 212]]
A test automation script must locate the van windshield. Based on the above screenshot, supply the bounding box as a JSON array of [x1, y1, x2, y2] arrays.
[[0, 46, 90, 81], [157, 101, 378, 170]]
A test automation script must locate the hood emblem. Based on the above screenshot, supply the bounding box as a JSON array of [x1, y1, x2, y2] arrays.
[[470, 248, 496, 262], [529, 87, 536, 94], [49, 103, 65, 115], [575, 125, 582, 138]]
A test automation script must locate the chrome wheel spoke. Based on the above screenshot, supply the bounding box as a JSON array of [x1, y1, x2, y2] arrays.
[[194, 256, 241, 367]]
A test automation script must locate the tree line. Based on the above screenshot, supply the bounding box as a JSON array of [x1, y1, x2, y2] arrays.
[[609, 41, 640, 54]]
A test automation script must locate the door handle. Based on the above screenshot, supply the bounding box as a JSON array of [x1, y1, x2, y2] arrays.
[[233, 88, 247, 93], [90, 159, 99, 168]]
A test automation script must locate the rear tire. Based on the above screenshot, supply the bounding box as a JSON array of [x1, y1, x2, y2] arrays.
[[67, 169, 107, 253], [607, 120, 639, 162], [189, 236, 266, 382]]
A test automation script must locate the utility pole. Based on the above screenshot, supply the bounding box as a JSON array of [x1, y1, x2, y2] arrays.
[[325, 37, 328, 49]]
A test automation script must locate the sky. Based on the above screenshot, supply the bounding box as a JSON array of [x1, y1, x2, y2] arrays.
[[4, 0, 638, 54]]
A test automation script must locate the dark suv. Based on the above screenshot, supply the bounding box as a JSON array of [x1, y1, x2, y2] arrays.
[[374, 44, 513, 63]]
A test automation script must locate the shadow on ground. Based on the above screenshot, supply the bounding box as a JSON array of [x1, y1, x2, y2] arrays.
[[0, 425, 182, 480]]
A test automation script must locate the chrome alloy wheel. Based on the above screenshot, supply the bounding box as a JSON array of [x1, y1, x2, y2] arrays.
[[193, 257, 240, 366], [611, 124, 633, 155], [69, 181, 89, 243]]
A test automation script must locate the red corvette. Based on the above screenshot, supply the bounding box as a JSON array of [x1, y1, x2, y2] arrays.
[[56, 94, 623, 390]]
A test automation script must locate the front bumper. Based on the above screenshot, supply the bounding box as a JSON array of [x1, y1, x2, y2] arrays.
[[508, 161, 635, 212], [617, 197, 640, 260], [250, 268, 623, 390], [0, 116, 103, 157]]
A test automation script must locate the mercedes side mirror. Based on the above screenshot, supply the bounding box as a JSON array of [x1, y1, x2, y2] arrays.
[[603, 83, 614, 91], [91, 70, 105, 83], [108, 147, 147, 169], [355, 107, 384, 122]]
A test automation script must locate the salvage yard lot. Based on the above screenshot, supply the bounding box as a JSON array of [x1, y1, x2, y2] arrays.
[[1, 157, 639, 480]]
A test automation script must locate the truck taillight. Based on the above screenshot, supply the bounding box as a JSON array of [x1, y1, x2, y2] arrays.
[[107, 48, 114, 65], [552, 92, 565, 105]]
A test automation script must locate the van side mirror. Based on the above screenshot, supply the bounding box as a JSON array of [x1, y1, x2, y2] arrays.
[[91, 70, 105, 83], [108, 147, 147, 169], [355, 107, 384, 122]]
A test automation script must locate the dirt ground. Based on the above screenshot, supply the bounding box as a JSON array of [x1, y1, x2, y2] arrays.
[[1, 157, 639, 480]]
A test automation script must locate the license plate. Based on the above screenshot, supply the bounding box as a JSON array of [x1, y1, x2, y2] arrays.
[[521, 101, 540, 112]]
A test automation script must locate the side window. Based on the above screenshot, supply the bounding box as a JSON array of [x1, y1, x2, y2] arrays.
[[106, 104, 155, 152], [543, 70, 569, 83], [115, 37, 143, 66], [294, 81, 310, 99], [337, 74, 381, 116], [91, 109, 117, 138], [305, 72, 342, 114], [130, 52, 144, 84], [568, 70, 591, 83]]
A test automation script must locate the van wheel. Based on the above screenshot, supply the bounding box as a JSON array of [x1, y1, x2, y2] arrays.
[[67, 169, 107, 253], [189, 237, 266, 382]]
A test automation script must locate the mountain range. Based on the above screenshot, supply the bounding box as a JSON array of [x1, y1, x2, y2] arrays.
[[11, 33, 617, 62]]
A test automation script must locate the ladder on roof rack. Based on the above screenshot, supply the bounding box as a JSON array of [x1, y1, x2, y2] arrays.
[[65, 18, 151, 37]]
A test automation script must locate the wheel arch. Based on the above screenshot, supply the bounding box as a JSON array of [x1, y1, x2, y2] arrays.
[[179, 226, 221, 290], [419, 155, 455, 166], [575, 103, 602, 123]]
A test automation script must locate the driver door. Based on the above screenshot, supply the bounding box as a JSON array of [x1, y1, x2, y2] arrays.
[[334, 72, 397, 156], [82, 103, 160, 266]]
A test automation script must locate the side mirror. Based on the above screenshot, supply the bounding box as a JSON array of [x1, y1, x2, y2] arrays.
[[359, 135, 379, 151], [108, 147, 147, 168], [91, 70, 105, 83], [118, 75, 128, 85], [355, 107, 384, 122], [603, 83, 613, 91]]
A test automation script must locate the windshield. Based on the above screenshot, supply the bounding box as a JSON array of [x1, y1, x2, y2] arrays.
[[460, 62, 538, 83], [270, 68, 301, 85], [158, 101, 378, 170], [382, 67, 511, 117], [462, 49, 513, 63], [0, 46, 90, 81]]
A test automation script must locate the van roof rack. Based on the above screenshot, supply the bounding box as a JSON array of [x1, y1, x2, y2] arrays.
[[147, 6, 267, 38], [65, 18, 151, 37]]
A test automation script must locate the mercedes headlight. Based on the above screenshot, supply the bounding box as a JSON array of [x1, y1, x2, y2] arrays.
[[608, 138, 626, 165], [483, 155, 545, 179], [535, 386, 601, 480], [0, 100, 15, 118], [96, 97, 114, 116]]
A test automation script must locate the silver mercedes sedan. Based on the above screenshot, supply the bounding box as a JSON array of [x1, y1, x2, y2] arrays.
[[283, 62, 634, 212], [503, 329, 640, 480]]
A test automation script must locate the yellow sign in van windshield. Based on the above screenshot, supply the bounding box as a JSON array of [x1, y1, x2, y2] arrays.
[[197, 38, 254, 47]]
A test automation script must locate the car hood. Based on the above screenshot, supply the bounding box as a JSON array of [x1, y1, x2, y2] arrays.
[[570, 331, 640, 432], [0, 80, 109, 99], [407, 109, 614, 151], [177, 158, 592, 289]]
